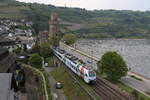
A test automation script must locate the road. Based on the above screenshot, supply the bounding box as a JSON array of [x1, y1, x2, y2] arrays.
[[44, 67, 66, 100]]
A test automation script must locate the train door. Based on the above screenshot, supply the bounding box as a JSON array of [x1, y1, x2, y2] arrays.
[[63, 57, 66, 63], [80, 67, 84, 79], [84, 71, 90, 83], [76, 65, 80, 76]]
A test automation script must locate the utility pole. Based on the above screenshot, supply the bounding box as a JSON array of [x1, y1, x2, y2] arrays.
[[91, 50, 93, 68], [90, 43, 94, 69]]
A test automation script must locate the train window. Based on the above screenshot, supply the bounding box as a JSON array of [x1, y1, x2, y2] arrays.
[[89, 71, 95, 77], [85, 74, 88, 77], [75, 68, 77, 72], [63, 58, 66, 62], [67, 61, 69, 65], [58, 55, 62, 58], [73, 62, 77, 64]]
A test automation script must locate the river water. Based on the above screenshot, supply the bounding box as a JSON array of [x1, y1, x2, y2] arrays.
[[75, 39, 150, 78]]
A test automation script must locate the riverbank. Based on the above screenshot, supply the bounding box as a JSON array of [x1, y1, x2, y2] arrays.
[[78, 38, 150, 40]]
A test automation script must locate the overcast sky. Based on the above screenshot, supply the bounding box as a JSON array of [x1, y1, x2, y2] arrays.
[[17, 0, 150, 11]]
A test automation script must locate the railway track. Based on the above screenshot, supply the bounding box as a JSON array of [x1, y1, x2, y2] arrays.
[[93, 78, 133, 100], [58, 61, 133, 100], [54, 54, 133, 100], [64, 64, 133, 100]]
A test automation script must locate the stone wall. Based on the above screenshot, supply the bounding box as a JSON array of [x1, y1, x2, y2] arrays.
[[0, 53, 16, 73], [24, 67, 45, 100]]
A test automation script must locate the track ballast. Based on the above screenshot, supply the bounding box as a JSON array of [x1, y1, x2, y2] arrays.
[[93, 77, 133, 100]]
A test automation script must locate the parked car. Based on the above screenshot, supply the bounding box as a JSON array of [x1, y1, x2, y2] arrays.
[[55, 82, 63, 89]]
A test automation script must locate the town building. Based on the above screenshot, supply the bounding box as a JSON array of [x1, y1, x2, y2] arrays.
[[38, 31, 49, 44]]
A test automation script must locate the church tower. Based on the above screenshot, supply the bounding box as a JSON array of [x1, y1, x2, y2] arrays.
[[49, 13, 62, 46], [49, 13, 60, 37]]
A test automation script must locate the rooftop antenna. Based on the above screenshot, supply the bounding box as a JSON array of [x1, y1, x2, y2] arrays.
[[64, 3, 66, 8], [65, 0, 69, 8]]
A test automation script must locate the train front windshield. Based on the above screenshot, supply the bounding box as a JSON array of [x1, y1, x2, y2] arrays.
[[89, 71, 96, 77]]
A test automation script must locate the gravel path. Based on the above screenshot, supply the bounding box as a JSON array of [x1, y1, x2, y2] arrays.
[[121, 72, 150, 97]]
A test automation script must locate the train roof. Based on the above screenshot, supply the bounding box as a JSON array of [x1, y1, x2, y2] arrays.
[[55, 47, 93, 70], [55, 48, 66, 54]]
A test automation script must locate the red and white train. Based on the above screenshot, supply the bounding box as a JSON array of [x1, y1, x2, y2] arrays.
[[53, 47, 96, 84]]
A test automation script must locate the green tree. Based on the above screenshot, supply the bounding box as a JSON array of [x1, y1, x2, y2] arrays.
[[39, 42, 52, 58], [98, 51, 128, 81], [131, 90, 139, 98], [46, 57, 54, 67], [62, 34, 77, 45], [14, 47, 22, 54], [31, 43, 40, 54], [28, 53, 42, 68], [49, 36, 60, 47]]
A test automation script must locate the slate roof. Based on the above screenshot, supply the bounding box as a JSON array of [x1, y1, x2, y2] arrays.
[[0, 36, 16, 46], [0, 73, 14, 100]]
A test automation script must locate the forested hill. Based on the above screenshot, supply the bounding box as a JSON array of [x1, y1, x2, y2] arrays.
[[1, 0, 150, 38]]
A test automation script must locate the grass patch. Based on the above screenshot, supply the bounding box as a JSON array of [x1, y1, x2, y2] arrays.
[[0, 13, 24, 19], [0, 3, 8, 6], [0, 6, 27, 19], [42, 70, 52, 100], [130, 75, 143, 81], [51, 67, 92, 100]]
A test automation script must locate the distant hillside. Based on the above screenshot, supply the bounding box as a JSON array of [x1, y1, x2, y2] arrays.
[[1, 0, 150, 38], [0, 0, 30, 19]]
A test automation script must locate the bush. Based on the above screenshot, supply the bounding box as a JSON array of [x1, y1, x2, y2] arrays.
[[46, 57, 54, 67], [132, 90, 139, 98], [49, 36, 60, 47], [31, 42, 52, 58], [62, 34, 77, 45], [40, 42, 52, 58], [138, 96, 145, 100], [98, 51, 128, 81], [14, 47, 22, 54], [31, 43, 40, 54], [28, 53, 42, 68]]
